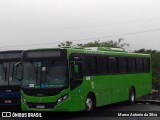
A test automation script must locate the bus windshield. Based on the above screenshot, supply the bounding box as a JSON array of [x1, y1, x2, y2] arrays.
[[0, 62, 20, 86], [22, 60, 68, 89]]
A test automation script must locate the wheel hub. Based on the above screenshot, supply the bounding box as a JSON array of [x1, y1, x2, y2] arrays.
[[86, 98, 92, 111]]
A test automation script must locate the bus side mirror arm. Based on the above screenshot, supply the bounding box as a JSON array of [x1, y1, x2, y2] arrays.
[[14, 62, 24, 81]]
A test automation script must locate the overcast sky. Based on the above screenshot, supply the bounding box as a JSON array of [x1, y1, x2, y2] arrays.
[[0, 0, 160, 51]]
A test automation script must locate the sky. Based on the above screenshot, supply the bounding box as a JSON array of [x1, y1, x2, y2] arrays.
[[0, 0, 160, 51]]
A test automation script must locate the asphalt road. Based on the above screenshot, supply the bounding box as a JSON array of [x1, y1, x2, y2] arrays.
[[1, 102, 160, 120], [67, 102, 160, 120]]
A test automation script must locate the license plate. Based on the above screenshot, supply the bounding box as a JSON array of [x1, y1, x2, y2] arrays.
[[4, 100, 12, 104], [36, 105, 45, 109]]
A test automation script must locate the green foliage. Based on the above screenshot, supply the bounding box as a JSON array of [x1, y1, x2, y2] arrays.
[[58, 38, 129, 49], [58, 41, 73, 47], [81, 38, 129, 49]]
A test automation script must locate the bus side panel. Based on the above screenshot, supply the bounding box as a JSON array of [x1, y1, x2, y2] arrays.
[[82, 73, 152, 108], [82, 75, 115, 107], [112, 75, 129, 103], [135, 73, 152, 98]]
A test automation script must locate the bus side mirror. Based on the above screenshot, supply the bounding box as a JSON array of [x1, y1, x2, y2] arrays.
[[74, 64, 79, 74], [70, 62, 83, 90], [14, 62, 23, 81]]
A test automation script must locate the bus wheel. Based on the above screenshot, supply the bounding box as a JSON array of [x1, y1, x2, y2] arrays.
[[85, 95, 94, 111], [129, 88, 136, 104]]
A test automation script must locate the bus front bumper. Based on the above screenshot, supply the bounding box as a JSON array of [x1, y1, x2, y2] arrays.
[[21, 96, 84, 111]]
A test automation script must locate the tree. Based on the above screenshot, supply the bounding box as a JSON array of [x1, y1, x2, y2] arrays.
[[58, 41, 73, 47], [58, 38, 129, 49]]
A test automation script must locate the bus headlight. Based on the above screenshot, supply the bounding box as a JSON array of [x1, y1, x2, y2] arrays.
[[57, 98, 63, 104], [57, 94, 68, 104], [63, 95, 68, 100]]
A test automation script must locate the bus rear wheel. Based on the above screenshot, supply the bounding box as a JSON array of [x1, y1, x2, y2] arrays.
[[85, 95, 94, 111], [129, 88, 136, 104]]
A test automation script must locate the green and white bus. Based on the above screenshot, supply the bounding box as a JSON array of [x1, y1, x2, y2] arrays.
[[15, 47, 152, 111]]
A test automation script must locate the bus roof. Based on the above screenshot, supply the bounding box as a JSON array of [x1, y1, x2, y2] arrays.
[[66, 47, 150, 58], [0, 50, 23, 60], [24, 47, 150, 58]]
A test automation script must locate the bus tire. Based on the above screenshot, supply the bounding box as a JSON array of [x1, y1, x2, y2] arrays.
[[129, 88, 136, 104], [85, 94, 94, 112]]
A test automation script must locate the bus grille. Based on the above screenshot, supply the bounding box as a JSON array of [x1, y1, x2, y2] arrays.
[[0, 98, 20, 105]]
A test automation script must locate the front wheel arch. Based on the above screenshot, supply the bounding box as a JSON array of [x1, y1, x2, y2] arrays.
[[85, 92, 96, 111]]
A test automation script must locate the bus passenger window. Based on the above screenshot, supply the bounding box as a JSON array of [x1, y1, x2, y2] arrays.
[[143, 58, 150, 72], [85, 56, 97, 75], [128, 58, 136, 73], [119, 57, 127, 73], [136, 58, 143, 73], [97, 56, 108, 74], [109, 57, 119, 74]]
